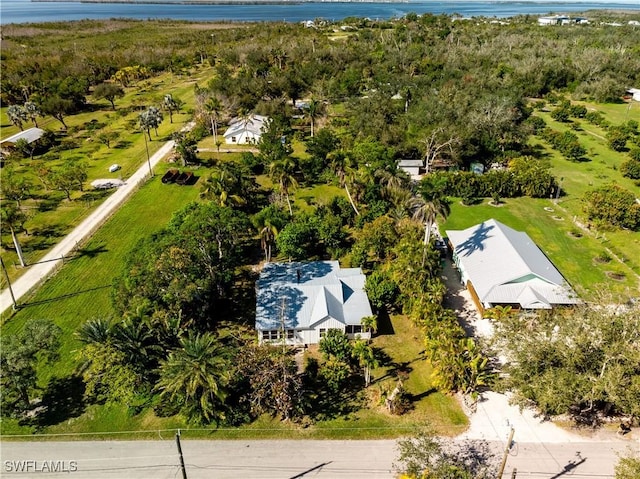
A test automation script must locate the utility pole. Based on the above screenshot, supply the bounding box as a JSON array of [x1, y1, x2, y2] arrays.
[[497, 427, 515, 479], [0, 257, 18, 311], [175, 430, 187, 479]]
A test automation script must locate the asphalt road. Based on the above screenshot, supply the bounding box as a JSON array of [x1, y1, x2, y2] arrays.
[[0, 139, 177, 316], [0, 439, 637, 479]]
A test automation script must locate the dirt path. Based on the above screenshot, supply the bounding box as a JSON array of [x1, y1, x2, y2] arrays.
[[0, 138, 179, 316]]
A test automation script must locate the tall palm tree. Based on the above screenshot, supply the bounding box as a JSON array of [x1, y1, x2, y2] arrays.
[[360, 315, 378, 338], [258, 221, 278, 263], [204, 96, 222, 145], [306, 98, 322, 138], [352, 339, 378, 387], [162, 94, 179, 123], [269, 157, 298, 215], [410, 195, 450, 247], [328, 151, 360, 216], [156, 332, 229, 423]]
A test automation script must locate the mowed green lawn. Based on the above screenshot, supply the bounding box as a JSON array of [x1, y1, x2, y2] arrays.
[[530, 102, 640, 282], [0, 67, 214, 284], [1, 165, 202, 378], [441, 197, 638, 300]]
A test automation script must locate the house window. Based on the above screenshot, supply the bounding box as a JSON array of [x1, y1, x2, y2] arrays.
[[319, 328, 326, 338], [231, 136, 237, 143], [346, 325, 362, 334], [262, 330, 281, 340], [287, 329, 295, 339]]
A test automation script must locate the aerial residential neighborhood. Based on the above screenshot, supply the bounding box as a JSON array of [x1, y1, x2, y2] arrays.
[[1, 6, 639, 479]]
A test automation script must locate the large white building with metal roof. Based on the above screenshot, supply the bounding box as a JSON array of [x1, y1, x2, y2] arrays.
[[255, 261, 372, 345], [446, 219, 579, 313]]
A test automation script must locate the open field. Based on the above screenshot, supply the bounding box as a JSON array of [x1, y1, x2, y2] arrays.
[[529, 101, 640, 287], [1, 163, 202, 371], [0, 67, 213, 284]]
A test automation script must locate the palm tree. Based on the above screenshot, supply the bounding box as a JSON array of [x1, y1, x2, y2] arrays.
[[269, 157, 298, 215], [410, 195, 450, 247], [23, 101, 42, 128], [162, 94, 179, 123], [156, 332, 229, 423], [352, 339, 378, 387], [306, 98, 322, 138], [328, 151, 360, 216], [76, 317, 113, 344], [139, 106, 163, 139], [204, 96, 222, 145], [361, 315, 378, 338], [200, 163, 246, 207], [259, 221, 278, 263], [0, 203, 28, 267]]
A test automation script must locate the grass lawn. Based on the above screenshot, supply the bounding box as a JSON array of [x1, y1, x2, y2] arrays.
[[1, 162, 202, 377], [530, 102, 640, 282], [440, 197, 638, 300], [0, 67, 214, 285]]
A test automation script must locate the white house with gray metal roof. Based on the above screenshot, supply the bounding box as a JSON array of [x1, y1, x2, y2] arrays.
[[446, 219, 579, 313], [255, 261, 372, 345], [223, 114, 268, 145]]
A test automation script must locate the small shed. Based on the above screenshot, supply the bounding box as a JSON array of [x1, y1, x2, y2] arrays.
[[398, 159, 423, 180]]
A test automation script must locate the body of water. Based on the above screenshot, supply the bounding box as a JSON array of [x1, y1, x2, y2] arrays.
[[0, 0, 638, 25]]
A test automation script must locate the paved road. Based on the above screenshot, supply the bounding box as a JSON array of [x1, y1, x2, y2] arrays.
[[0, 439, 636, 478], [0, 140, 176, 316]]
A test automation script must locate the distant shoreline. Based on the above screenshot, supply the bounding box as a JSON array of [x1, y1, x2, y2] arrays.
[[32, 0, 409, 4]]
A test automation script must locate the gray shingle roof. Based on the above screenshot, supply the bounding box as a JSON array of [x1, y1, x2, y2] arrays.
[[446, 219, 579, 308], [256, 261, 372, 331]]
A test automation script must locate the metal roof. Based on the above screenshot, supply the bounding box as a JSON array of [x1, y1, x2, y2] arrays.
[[223, 115, 268, 139], [256, 261, 372, 331], [446, 219, 579, 308], [0, 127, 45, 146]]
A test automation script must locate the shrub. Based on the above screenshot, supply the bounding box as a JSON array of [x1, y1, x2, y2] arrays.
[[620, 159, 640, 180]]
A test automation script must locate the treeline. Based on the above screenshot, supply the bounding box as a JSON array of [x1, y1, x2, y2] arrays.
[[2, 15, 639, 167]]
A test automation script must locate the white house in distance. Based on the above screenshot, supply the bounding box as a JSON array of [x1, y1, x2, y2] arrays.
[[223, 114, 268, 145], [446, 219, 579, 314], [255, 261, 373, 345]]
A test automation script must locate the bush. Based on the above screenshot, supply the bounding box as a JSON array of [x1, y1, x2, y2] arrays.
[[607, 126, 629, 152], [620, 159, 640, 180], [583, 184, 640, 230]]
